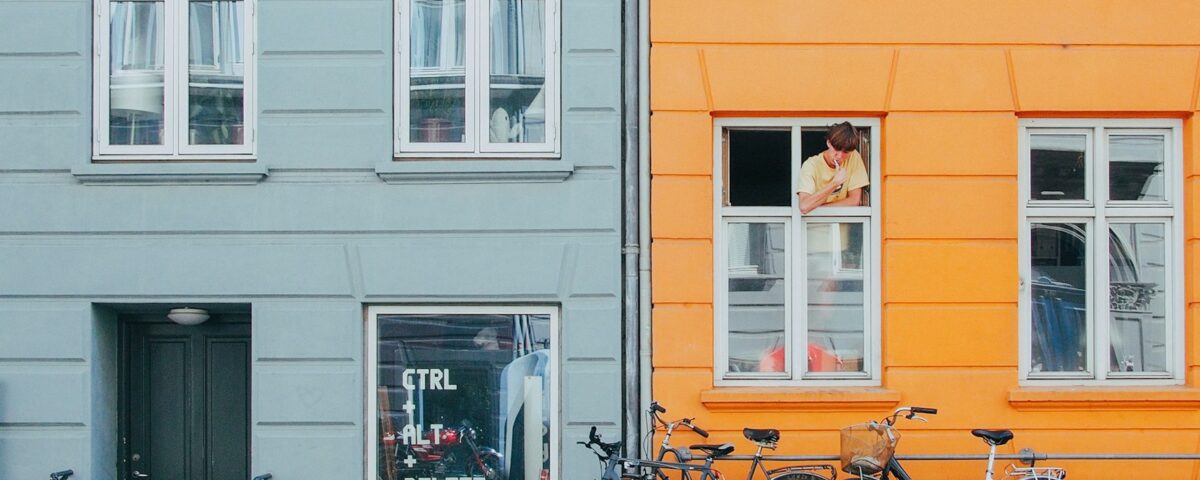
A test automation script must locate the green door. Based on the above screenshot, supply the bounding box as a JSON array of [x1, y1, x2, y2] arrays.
[[122, 317, 250, 480]]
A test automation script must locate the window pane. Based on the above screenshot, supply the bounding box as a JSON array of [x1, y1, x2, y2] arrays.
[[726, 222, 787, 374], [410, 0, 467, 143], [726, 129, 792, 207], [1030, 134, 1087, 201], [1109, 135, 1166, 202], [489, 0, 546, 144], [805, 223, 865, 374], [1030, 223, 1088, 374], [109, 1, 165, 145], [376, 313, 551, 480], [1109, 223, 1168, 374], [188, 1, 245, 145]]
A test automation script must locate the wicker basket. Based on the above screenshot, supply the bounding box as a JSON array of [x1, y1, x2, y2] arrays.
[[839, 422, 899, 475]]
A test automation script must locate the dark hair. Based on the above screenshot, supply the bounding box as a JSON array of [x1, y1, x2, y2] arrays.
[[826, 122, 859, 152]]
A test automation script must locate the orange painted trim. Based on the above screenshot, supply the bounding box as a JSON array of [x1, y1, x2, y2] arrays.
[[1007, 387, 1200, 411], [700, 387, 900, 412]]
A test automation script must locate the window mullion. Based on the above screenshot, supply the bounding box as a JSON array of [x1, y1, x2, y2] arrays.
[[791, 126, 804, 379], [170, 0, 185, 155], [95, 1, 109, 152], [1091, 127, 1104, 378], [465, 0, 481, 153], [475, 0, 489, 153]]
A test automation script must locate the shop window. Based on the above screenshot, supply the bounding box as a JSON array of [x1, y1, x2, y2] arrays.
[[93, 0, 256, 159], [1020, 119, 1183, 384], [367, 306, 557, 480], [395, 0, 560, 157], [714, 118, 880, 386]]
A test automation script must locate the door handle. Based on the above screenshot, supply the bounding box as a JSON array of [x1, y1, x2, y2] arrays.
[[132, 471, 149, 479]]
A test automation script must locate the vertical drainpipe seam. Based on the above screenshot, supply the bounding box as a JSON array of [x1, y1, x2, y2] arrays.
[[621, 0, 643, 458]]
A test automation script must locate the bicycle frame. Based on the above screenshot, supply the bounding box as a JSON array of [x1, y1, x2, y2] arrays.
[[582, 426, 722, 480]]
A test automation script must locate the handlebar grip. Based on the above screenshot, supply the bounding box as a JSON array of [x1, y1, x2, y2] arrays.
[[911, 407, 938, 415], [589, 425, 600, 442], [691, 425, 709, 438], [651, 402, 666, 414]]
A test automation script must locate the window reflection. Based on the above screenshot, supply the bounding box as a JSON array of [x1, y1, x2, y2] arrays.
[[1030, 135, 1087, 201], [410, 0, 468, 143], [805, 223, 865, 373], [1109, 135, 1166, 202], [1030, 223, 1088, 374], [726, 222, 787, 374], [1109, 223, 1168, 373], [109, 1, 165, 145], [188, 0, 245, 145], [489, 0, 546, 143]]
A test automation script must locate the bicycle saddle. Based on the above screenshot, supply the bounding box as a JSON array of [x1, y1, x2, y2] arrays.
[[689, 443, 735, 458], [742, 428, 780, 444], [971, 429, 1014, 446]]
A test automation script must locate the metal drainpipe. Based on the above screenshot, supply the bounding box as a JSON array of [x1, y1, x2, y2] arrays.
[[636, 0, 652, 455], [620, 0, 643, 458]]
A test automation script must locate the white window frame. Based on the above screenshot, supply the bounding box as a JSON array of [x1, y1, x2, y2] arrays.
[[1018, 118, 1185, 386], [713, 117, 882, 387], [394, 0, 560, 158], [93, 0, 257, 160], [365, 305, 560, 480]]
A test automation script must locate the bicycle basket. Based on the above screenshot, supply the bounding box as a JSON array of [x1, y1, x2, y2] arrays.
[[839, 421, 899, 475]]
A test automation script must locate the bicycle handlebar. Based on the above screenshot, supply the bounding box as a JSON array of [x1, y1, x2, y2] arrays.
[[50, 471, 73, 480], [690, 423, 710, 438], [910, 406, 938, 415], [651, 401, 666, 414]]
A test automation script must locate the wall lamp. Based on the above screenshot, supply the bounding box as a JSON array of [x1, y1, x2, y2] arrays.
[[167, 307, 210, 326]]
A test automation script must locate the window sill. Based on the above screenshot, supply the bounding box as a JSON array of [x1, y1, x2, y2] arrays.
[[700, 387, 900, 412], [72, 163, 267, 185], [1007, 386, 1200, 411], [375, 159, 574, 184]]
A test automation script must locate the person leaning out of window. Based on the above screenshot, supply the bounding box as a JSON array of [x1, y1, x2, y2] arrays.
[[796, 122, 869, 214]]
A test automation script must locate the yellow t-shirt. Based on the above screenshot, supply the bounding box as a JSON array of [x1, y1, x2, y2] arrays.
[[794, 150, 870, 204]]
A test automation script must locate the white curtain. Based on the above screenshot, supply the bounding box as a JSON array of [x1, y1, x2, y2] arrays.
[[110, 1, 165, 72], [490, 0, 544, 76], [410, 0, 465, 71]]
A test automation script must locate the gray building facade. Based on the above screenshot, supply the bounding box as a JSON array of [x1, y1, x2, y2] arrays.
[[0, 0, 633, 478]]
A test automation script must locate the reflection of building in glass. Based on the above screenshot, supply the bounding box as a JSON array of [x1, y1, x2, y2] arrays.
[[1030, 222, 1168, 374]]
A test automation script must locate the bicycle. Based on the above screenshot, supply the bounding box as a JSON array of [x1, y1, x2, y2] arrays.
[[580, 425, 731, 480], [736, 427, 838, 480], [644, 401, 834, 480], [836, 407, 1066, 480], [970, 429, 1066, 480]]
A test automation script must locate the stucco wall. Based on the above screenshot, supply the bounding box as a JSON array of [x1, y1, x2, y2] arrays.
[[650, 1, 1200, 478], [0, 1, 627, 479]]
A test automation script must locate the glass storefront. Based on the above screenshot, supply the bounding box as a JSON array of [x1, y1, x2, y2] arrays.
[[370, 308, 555, 480]]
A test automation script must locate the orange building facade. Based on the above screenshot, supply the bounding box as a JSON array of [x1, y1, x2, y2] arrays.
[[648, 1, 1200, 478]]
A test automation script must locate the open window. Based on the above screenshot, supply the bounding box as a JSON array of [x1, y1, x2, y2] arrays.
[[714, 118, 881, 386]]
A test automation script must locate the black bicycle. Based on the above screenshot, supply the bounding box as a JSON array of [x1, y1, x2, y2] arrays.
[[580, 425, 731, 480], [645, 401, 833, 480]]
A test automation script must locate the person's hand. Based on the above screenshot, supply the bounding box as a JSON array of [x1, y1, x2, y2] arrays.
[[831, 166, 849, 187]]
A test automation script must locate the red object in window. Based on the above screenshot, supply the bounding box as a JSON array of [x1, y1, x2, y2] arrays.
[[757, 344, 841, 373], [807, 343, 841, 372], [758, 346, 785, 372]]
